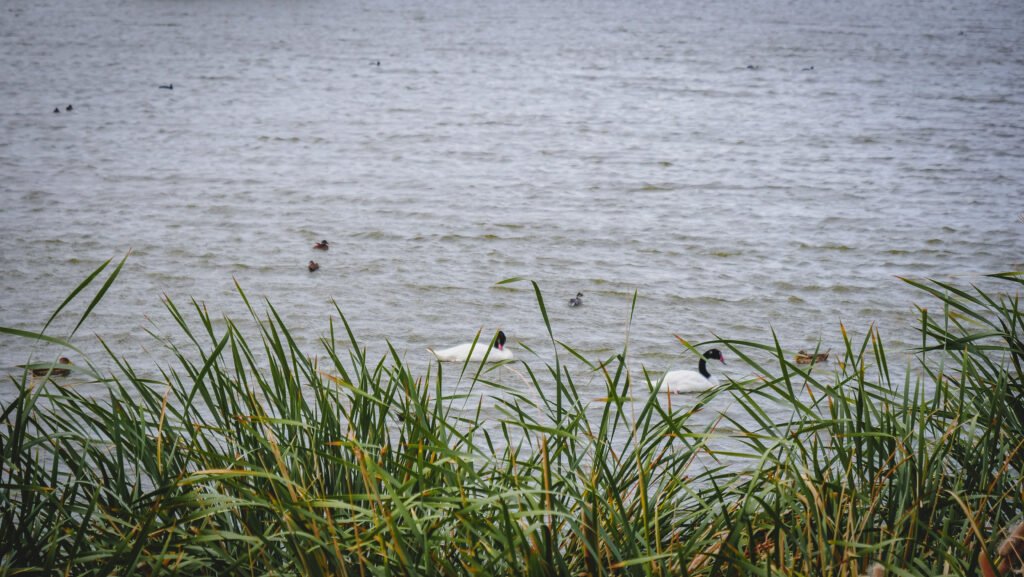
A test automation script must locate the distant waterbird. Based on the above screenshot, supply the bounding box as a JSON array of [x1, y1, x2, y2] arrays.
[[65, 104, 73, 111], [569, 292, 583, 307], [313, 240, 329, 250], [308, 260, 320, 272], [159, 83, 173, 90]]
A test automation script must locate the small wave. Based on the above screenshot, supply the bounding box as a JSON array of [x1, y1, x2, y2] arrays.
[[438, 233, 502, 242], [633, 182, 678, 192], [353, 231, 401, 240], [821, 243, 855, 252], [257, 135, 301, 143]]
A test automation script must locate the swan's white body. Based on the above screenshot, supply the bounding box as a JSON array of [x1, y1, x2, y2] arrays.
[[654, 349, 726, 394], [658, 370, 718, 393], [429, 331, 513, 363], [430, 343, 513, 363]]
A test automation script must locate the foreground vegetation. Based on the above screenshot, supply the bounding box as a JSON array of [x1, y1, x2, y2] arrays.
[[1, 259, 1022, 576]]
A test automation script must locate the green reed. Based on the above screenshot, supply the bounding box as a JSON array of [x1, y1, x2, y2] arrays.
[[1, 261, 1021, 576]]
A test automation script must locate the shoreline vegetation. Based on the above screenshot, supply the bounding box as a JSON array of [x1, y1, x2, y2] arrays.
[[1, 257, 1021, 576]]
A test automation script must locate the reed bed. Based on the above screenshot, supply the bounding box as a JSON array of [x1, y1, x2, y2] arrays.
[[1, 259, 1021, 576]]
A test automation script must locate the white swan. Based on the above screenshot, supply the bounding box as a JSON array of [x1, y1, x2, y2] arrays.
[[656, 349, 726, 393], [429, 330, 514, 363]]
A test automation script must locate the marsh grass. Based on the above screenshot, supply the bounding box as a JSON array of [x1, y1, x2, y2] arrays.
[[1, 262, 1021, 576]]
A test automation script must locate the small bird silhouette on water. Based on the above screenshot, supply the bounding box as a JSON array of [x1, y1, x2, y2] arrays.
[[53, 107, 60, 113], [308, 260, 320, 272], [313, 240, 329, 250], [159, 83, 173, 90], [569, 292, 583, 307], [66, 104, 73, 111]]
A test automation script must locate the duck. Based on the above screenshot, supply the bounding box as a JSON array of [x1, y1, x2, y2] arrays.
[[308, 260, 320, 272], [313, 240, 329, 250], [31, 357, 73, 377], [429, 330, 514, 363], [656, 349, 726, 393], [53, 107, 60, 113], [794, 349, 829, 365], [159, 83, 173, 90], [65, 104, 73, 111], [569, 292, 583, 307]]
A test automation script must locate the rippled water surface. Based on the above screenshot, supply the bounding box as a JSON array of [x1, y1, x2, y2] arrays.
[[2, 0, 1023, 406]]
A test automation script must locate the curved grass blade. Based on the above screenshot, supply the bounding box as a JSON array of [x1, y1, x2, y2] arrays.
[[71, 251, 130, 338], [39, 257, 112, 336]]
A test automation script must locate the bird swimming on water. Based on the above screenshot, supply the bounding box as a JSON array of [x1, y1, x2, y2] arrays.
[[794, 349, 829, 365], [654, 349, 726, 393], [308, 260, 320, 272], [30, 357, 73, 377], [159, 84, 173, 90], [429, 330, 514, 363], [569, 292, 583, 307], [313, 240, 329, 250]]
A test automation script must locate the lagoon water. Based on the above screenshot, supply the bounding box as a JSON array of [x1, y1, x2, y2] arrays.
[[2, 0, 1023, 411]]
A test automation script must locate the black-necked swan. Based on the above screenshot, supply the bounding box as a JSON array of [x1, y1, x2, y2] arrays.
[[569, 292, 583, 307], [657, 349, 726, 393], [429, 330, 514, 363]]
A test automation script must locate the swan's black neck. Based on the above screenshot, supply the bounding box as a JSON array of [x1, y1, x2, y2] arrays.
[[698, 358, 710, 378]]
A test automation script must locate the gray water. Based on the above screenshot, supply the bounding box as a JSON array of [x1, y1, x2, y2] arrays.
[[2, 0, 1023, 409]]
